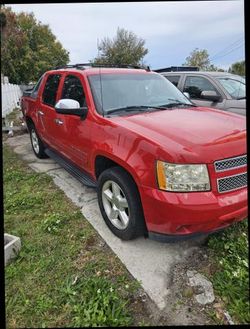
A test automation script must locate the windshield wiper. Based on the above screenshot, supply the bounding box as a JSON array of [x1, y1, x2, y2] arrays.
[[105, 101, 195, 115], [105, 105, 164, 115], [158, 102, 195, 108], [157, 98, 196, 108], [237, 96, 245, 100]]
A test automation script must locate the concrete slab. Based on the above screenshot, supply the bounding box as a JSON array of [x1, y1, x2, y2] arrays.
[[82, 199, 199, 310], [4, 233, 21, 266], [4, 134, 30, 147], [4, 134, 205, 311], [29, 162, 62, 173], [49, 169, 97, 207]]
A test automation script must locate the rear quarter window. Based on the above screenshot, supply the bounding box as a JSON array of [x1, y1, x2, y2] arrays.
[[30, 75, 44, 99], [164, 75, 180, 87]]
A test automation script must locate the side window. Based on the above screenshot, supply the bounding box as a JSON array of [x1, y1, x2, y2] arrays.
[[165, 75, 180, 87], [31, 74, 44, 99], [183, 76, 218, 99], [61, 75, 86, 107], [42, 74, 61, 107]]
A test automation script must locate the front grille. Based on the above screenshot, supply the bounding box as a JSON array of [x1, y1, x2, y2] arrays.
[[215, 154, 247, 172], [217, 172, 247, 193]]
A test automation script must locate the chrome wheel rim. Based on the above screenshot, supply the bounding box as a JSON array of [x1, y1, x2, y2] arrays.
[[31, 129, 39, 154], [102, 180, 130, 230]]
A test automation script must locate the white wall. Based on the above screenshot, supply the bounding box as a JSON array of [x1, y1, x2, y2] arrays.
[[1, 83, 22, 118]]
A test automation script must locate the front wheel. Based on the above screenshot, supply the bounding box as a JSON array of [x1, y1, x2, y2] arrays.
[[97, 167, 147, 240], [29, 123, 48, 159]]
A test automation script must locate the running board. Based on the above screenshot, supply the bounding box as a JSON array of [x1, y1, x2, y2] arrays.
[[45, 148, 97, 188]]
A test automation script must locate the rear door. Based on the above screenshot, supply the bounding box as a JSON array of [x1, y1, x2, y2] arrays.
[[38, 73, 63, 150]]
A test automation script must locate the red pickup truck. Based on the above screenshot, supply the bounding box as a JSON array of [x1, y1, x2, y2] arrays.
[[21, 64, 247, 242]]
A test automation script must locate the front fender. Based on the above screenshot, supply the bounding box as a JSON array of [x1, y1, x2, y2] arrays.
[[89, 121, 160, 189]]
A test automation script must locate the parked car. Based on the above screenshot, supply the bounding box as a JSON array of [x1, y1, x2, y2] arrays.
[[159, 71, 246, 116], [21, 64, 247, 242]]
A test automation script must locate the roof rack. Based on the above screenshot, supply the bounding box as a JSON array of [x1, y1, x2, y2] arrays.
[[54, 63, 150, 71], [54, 63, 92, 70], [154, 66, 199, 73]]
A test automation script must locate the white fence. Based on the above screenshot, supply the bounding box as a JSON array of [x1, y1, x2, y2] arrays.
[[1, 83, 22, 118]]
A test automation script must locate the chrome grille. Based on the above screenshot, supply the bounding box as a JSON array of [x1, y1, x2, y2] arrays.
[[217, 172, 247, 193], [214, 154, 247, 172]]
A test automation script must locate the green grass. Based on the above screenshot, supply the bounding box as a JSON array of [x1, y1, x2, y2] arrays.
[[206, 219, 249, 324], [4, 144, 151, 327]]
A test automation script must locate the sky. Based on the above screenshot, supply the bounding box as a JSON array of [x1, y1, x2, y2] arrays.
[[10, 1, 245, 70]]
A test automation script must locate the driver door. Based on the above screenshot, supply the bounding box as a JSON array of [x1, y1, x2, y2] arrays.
[[182, 75, 226, 110]]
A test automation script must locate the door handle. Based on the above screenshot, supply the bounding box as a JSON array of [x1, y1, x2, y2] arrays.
[[54, 118, 64, 125], [38, 110, 44, 116]]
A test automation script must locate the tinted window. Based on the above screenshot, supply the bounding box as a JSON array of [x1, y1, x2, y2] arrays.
[[183, 76, 218, 99], [165, 75, 180, 87], [30, 74, 44, 99], [62, 75, 86, 107], [42, 74, 61, 106]]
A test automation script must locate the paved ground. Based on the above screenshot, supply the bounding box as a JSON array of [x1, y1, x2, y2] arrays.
[[5, 133, 210, 323]]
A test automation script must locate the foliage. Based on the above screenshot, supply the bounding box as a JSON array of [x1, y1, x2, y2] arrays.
[[3, 144, 150, 327], [228, 60, 245, 76], [0, 10, 7, 28], [92, 27, 148, 66], [183, 48, 225, 71], [207, 220, 249, 323], [1, 6, 69, 84]]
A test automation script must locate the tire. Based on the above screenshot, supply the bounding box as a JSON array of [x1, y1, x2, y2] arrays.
[[97, 167, 147, 240], [28, 123, 48, 159]]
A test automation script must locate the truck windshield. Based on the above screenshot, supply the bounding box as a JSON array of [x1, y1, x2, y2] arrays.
[[216, 77, 245, 100], [88, 73, 193, 115]]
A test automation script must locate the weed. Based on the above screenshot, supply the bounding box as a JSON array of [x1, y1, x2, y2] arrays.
[[41, 212, 71, 234], [207, 219, 249, 324]]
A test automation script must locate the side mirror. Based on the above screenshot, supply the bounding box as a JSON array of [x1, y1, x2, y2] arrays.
[[183, 92, 190, 99], [200, 90, 222, 102], [55, 99, 88, 120]]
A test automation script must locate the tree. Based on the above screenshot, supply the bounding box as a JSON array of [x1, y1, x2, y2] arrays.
[[228, 60, 245, 76], [183, 48, 225, 71], [0, 11, 7, 29], [92, 27, 148, 66], [1, 7, 69, 84]]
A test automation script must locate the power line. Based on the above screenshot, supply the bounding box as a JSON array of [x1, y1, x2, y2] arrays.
[[210, 38, 242, 57], [210, 38, 244, 61], [211, 42, 244, 61]]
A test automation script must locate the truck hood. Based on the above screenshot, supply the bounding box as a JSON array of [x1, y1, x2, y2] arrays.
[[111, 106, 246, 163]]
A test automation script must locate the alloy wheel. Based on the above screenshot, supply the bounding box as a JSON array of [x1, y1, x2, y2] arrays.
[[31, 129, 39, 154], [101, 180, 130, 230]]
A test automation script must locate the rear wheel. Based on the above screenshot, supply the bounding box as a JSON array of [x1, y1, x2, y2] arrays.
[[97, 167, 147, 240], [29, 123, 48, 159]]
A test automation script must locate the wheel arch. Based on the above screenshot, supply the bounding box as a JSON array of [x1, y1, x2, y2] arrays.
[[25, 116, 35, 131], [94, 154, 141, 187]]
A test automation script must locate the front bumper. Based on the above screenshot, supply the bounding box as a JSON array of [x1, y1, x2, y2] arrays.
[[139, 185, 248, 238]]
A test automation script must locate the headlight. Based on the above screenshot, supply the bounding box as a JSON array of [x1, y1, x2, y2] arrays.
[[156, 161, 210, 192]]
